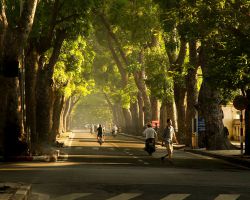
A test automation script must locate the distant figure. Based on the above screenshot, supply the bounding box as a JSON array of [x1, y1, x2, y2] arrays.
[[143, 122, 157, 155], [97, 124, 104, 142], [112, 124, 118, 136], [161, 118, 178, 162], [154, 123, 159, 133], [90, 124, 94, 134]]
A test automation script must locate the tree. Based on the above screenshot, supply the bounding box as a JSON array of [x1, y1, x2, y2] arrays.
[[200, 0, 250, 151], [0, 0, 38, 157], [24, 0, 94, 149]]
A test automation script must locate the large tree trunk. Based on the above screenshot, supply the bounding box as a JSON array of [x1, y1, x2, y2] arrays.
[[25, 48, 39, 149], [185, 40, 198, 146], [0, 0, 38, 157], [134, 50, 152, 123], [198, 46, 232, 150], [130, 100, 140, 134], [0, 77, 24, 156], [36, 30, 66, 144], [122, 108, 133, 133], [51, 91, 64, 143], [198, 81, 229, 149], [114, 104, 125, 129], [173, 83, 186, 143], [134, 70, 152, 124], [151, 95, 159, 121], [137, 91, 144, 130], [36, 67, 54, 143], [63, 98, 71, 132], [160, 101, 167, 134]]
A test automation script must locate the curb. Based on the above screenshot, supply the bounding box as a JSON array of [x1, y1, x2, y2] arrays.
[[0, 183, 31, 200], [12, 185, 31, 200], [0, 150, 60, 162], [185, 149, 250, 168]]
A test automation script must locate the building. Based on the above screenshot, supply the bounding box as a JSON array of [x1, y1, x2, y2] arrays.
[[222, 104, 245, 141]]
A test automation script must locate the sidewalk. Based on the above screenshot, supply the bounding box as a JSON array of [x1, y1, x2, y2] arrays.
[[0, 183, 31, 200], [121, 133, 250, 169], [186, 148, 250, 169]]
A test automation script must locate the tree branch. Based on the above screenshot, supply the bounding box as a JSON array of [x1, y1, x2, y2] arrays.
[[17, 0, 38, 54], [46, 29, 66, 76], [175, 38, 187, 67], [98, 12, 129, 66], [107, 34, 128, 86]]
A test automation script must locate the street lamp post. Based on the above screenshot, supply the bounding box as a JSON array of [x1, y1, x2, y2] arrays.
[[240, 111, 244, 155], [233, 95, 247, 156]]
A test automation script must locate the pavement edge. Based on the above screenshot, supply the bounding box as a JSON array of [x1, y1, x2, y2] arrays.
[[185, 149, 250, 169], [11, 184, 31, 200]]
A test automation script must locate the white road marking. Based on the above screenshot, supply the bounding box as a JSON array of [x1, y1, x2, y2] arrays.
[[51, 193, 91, 200], [133, 156, 138, 159], [138, 159, 144, 162], [214, 194, 240, 200], [67, 133, 75, 147], [160, 194, 190, 200], [107, 193, 141, 200], [143, 162, 149, 165], [32, 193, 50, 200]]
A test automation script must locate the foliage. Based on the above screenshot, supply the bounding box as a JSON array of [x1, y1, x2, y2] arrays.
[[53, 36, 95, 98], [200, 1, 250, 101]]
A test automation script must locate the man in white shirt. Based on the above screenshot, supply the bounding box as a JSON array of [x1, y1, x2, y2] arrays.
[[161, 118, 178, 161], [143, 122, 157, 155]]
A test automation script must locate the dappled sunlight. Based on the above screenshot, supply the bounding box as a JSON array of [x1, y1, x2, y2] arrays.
[[0, 162, 81, 170]]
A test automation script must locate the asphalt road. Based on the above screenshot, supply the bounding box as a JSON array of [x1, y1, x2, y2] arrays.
[[0, 130, 250, 200]]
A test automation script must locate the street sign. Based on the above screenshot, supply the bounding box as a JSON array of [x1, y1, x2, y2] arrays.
[[198, 117, 205, 132], [233, 95, 247, 111]]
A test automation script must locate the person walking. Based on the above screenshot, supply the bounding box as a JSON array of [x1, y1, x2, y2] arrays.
[[161, 118, 178, 162], [143, 122, 157, 155], [97, 124, 104, 145]]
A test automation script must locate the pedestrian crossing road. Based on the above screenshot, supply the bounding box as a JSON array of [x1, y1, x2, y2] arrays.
[[31, 192, 246, 200]]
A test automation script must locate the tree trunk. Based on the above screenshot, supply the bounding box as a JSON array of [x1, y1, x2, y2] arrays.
[[166, 99, 176, 130], [160, 101, 167, 134], [36, 67, 54, 143], [185, 40, 198, 146], [134, 50, 152, 123], [58, 97, 65, 135], [63, 98, 71, 132], [130, 100, 140, 134], [173, 82, 186, 143], [0, 0, 38, 157], [198, 46, 232, 150], [25, 48, 39, 148], [122, 108, 132, 133], [51, 91, 64, 143], [137, 91, 144, 130], [0, 77, 24, 156], [151, 95, 159, 121], [114, 104, 125, 129]]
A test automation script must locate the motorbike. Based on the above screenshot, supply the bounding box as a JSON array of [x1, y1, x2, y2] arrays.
[[112, 130, 117, 137], [97, 137, 104, 145], [144, 138, 156, 155]]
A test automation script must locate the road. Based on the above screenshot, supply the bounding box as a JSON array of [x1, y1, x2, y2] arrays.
[[0, 130, 250, 200]]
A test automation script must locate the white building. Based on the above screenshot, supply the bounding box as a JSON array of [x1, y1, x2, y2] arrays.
[[222, 104, 245, 141]]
